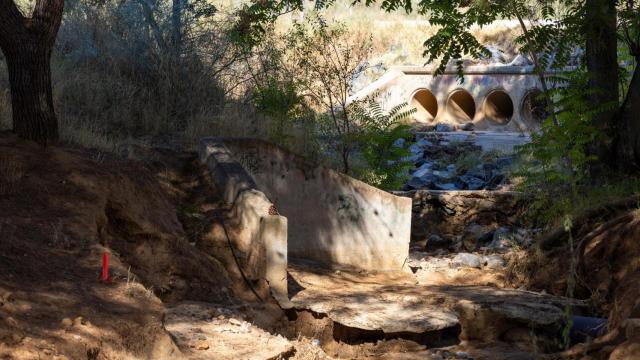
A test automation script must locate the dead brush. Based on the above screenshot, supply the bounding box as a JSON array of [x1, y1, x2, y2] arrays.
[[0, 156, 24, 195], [124, 266, 156, 299]]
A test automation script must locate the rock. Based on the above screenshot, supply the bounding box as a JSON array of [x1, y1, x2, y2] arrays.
[[452, 253, 482, 269], [408, 142, 424, 154], [73, 316, 86, 327], [446, 164, 456, 173], [419, 257, 453, 270], [195, 340, 210, 350], [4, 317, 18, 328], [482, 163, 499, 172], [513, 228, 534, 247], [459, 122, 474, 131], [407, 174, 436, 189], [458, 175, 486, 190], [480, 45, 507, 64], [490, 226, 514, 250], [426, 234, 449, 249], [461, 224, 490, 250], [465, 167, 488, 181], [433, 170, 454, 179], [403, 153, 423, 163], [484, 255, 506, 269], [509, 53, 533, 66], [487, 172, 506, 188], [61, 318, 72, 328], [478, 230, 495, 244], [415, 138, 434, 148], [435, 123, 454, 132], [392, 138, 406, 148], [413, 163, 433, 178], [434, 183, 458, 191]]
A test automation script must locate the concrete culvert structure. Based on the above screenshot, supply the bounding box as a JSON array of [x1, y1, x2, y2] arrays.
[[484, 90, 514, 124], [410, 89, 438, 122], [521, 89, 546, 129], [447, 90, 476, 122]]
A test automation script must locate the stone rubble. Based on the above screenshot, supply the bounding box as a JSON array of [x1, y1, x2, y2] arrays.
[[402, 130, 517, 191]]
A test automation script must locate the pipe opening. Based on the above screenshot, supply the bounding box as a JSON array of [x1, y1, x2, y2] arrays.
[[484, 90, 514, 124], [447, 90, 476, 122], [521, 89, 547, 127], [410, 89, 438, 122]]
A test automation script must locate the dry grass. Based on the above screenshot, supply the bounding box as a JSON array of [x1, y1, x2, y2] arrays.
[[0, 4, 521, 155]]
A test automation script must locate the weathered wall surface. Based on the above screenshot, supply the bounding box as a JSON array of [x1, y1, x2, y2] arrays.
[[349, 65, 551, 132], [216, 138, 412, 271], [199, 140, 288, 301]]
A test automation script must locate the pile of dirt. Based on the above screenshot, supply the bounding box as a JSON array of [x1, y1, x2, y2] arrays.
[[508, 201, 640, 359], [0, 132, 232, 359]]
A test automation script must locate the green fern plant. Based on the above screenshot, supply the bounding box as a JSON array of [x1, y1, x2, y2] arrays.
[[350, 96, 416, 190]]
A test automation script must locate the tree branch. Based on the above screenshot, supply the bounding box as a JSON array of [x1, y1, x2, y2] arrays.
[[32, 0, 64, 42]]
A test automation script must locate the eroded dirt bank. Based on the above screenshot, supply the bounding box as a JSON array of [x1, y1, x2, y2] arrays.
[[1, 131, 639, 359]]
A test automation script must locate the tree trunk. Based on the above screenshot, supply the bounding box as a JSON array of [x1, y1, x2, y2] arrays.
[[616, 64, 640, 170], [4, 44, 58, 144], [0, 0, 64, 145], [585, 0, 618, 165], [172, 0, 183, 57]]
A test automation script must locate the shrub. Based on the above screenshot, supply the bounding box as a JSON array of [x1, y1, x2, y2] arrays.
[[351, 97, 415, 190]]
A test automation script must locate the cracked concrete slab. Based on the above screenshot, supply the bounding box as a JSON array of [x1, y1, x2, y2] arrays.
[[287, 261, 582, 339]]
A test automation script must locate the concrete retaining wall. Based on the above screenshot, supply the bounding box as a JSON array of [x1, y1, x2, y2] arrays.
[[199, 140, 288, 302], [206, 138, 412, 271]]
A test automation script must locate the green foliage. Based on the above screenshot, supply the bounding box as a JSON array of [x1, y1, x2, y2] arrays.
[[347, 0, 586, 78], [515, 68, 617, 223], [350, 97, 415, 190], [253, 76, 305, 146], [455, 151, 483, 175]]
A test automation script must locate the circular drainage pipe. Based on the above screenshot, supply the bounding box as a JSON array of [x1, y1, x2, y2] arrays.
[[446, 90, 476, 122], [483, 90, 514, 124], [521, 89, 547, 127], [410, 89, 438, 122]]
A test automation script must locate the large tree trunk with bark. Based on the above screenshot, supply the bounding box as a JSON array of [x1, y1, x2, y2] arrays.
[[616, 65, 640, 170], [0, 0, 64, 145], [4, 43, 58, 143], [585, 0, 618, 165]]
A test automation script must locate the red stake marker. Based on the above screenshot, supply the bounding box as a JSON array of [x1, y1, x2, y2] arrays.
[[101, 252, 110, 282]]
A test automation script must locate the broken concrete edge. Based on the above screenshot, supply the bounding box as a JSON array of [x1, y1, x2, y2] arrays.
[[199, 138, 289, 304], [218, 137, 413, 272]]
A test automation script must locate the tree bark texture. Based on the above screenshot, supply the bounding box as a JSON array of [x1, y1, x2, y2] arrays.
[[585, 0, 619, 164], [616, 65, 640, 170], [0, 0, 64, 145]]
